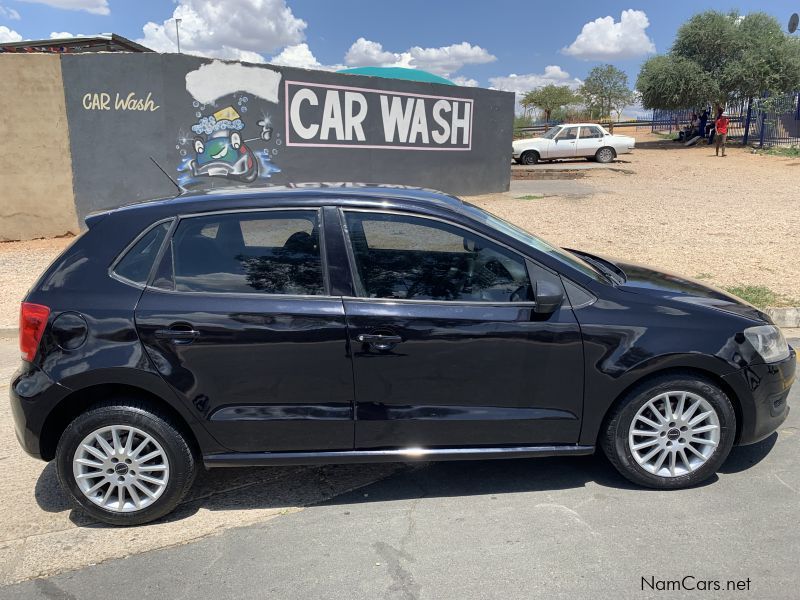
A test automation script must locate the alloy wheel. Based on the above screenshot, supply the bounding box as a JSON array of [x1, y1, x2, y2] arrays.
[[628, 391, 720, 478], [72, 425, 170, 512]]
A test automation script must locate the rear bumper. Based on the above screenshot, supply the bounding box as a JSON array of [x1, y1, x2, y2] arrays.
[[9, 361, 70, 460], [722, 347, 796, 445]]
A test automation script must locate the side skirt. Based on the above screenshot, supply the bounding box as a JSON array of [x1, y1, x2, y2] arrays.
[[203, 444, 595, 468]]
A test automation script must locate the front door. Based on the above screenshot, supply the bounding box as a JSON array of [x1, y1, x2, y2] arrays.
[[339, 210, 584, 449], [135, 208, 354, 452], [550, 125, 579, 158]]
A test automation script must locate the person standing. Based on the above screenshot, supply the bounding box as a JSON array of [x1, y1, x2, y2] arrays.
[[715, 110, 729, 156], [698, 109, 709, 140]]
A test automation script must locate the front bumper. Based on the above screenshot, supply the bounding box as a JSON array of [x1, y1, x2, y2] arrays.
[[9, 361, 71, 460], [722, 347, 796, 445]]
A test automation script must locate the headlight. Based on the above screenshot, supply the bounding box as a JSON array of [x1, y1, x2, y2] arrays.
[[743, 325, 790, 363]]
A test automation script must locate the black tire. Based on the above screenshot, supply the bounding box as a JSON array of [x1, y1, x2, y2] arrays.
[[600, 374, 736, 489], [520, 151, 539, 165], [595, 147, 616, 163], [55, 400, 196, 526]]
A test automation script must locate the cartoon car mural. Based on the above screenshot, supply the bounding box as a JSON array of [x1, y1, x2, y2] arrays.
[[189, 106, 262, 183]]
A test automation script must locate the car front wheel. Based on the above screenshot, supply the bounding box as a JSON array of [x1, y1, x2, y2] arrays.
[[56, 401, 197, 526], [520, 151, 539, 165], [601, 374, 736, 489]]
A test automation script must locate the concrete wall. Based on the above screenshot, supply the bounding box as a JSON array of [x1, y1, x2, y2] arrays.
[[0, 55, 79, 241], [60, 54, 515, 221]]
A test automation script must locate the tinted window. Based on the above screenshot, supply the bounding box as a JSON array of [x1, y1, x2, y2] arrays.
[[579, 126, 602, 138], [157, 211, 324, 295], [345, 212, 532, 302], [113, 222, 170, 285]]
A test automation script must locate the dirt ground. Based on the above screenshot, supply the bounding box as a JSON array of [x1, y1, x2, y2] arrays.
[[469, 131, 800, 305], [0, 131, 798, 328]]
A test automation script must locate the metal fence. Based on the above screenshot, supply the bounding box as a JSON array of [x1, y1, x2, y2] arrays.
[[651, 93, 800, 147]]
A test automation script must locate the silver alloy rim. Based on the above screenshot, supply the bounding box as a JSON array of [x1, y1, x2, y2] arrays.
[[72, 425, 170, 512], [628, 391, 720, 478], [598, 148, 613, 162]]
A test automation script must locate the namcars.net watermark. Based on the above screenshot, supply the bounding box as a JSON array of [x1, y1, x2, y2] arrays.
[[642, 576, 751, 592]]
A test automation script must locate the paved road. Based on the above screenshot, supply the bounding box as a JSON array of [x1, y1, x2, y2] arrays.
[[2, 338, 798, 599]]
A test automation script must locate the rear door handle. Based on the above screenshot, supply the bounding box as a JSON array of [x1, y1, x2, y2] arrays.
[[155, 327, 200, 342]]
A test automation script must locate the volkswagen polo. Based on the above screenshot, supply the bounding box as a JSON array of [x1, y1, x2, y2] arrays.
[[11, 185, 795, 525]]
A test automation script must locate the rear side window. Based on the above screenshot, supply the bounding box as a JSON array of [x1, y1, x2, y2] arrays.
[[154, 210, 325, 295], [112, 222, 170, 285]]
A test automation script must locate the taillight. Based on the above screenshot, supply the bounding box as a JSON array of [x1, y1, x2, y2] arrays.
[[19, 302, 50, 362]]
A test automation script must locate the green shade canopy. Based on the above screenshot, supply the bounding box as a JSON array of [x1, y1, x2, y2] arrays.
[[337, 67, 453, 85]]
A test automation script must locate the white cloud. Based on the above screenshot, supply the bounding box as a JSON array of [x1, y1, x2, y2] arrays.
[[562, 9, 655, 60], [17, 0, 109, 15], [0, 4, 21, 19], [0, 25, 22, 42], [344, 38, 400, 67], [489, 65, 581, 96], [450, 76, 479, 87], [344, 38, 495, 77], [138, 0, 306, 63], [271, 43, 320, 69]]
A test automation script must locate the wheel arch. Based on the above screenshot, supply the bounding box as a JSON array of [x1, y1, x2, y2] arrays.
[[39, 382, 204, 461], [588, 365, 744, 448]]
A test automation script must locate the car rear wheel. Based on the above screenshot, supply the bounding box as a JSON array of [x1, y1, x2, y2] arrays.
[[520, 151, 539, 165], [601, 374, 736, 489], [595, 147, 615, 163], [56, 401, 196, 526]]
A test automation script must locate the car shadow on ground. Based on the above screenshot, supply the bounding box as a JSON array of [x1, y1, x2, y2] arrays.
[[32, 436, 778, 528]]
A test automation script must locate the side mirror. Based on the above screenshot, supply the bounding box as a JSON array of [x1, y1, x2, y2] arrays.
[[533, 279, 564, 314]]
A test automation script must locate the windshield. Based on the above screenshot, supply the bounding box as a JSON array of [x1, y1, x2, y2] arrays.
[[461, 202, 607, 282], [540, 125, 562, 139]]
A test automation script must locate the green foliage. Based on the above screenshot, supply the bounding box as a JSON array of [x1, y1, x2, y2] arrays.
[[579, 64, 635, 119], [637, 10, 800, 110], [520, 84, 579, 122], [513, 114, 535, 129], [723, 284, 793, 308]]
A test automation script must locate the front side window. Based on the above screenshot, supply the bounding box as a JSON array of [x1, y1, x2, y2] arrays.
[[344, 212, 532, 302], [112, 221, 170, 285], [557, 127, 578, 140], [155, 210, 324, 295]]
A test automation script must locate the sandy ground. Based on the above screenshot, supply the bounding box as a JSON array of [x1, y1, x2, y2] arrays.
[[0, 132, 798, 329], [468, 132, 800, 303]]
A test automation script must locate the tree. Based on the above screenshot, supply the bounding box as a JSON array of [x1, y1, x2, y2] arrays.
[[636, 10, 800, 111], [579, 64, 635, 120], [520, 84, 579, 122]]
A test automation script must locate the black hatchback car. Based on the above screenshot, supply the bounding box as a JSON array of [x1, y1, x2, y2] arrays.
[[11, 185, 795, 525]]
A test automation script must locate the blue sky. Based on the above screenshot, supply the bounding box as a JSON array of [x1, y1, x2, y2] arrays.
[[2, 0, 799, 95]]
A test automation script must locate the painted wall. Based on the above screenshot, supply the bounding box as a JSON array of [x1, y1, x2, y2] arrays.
[[60, 53, 514, 221], [0, 55, 79, 241]]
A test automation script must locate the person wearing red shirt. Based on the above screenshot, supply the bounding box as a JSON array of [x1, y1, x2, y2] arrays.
[[715, 111, 730, 157]]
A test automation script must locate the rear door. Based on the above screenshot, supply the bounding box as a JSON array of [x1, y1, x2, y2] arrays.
[[135, 208, 354, 452], [575, 125, 604, 157], [339, 209, 584, 450]]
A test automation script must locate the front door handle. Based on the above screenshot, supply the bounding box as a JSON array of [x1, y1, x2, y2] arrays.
[[357, 333, 402, 350]]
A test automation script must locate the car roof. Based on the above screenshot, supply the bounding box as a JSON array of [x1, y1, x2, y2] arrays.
[[86, 183, 467, 226]]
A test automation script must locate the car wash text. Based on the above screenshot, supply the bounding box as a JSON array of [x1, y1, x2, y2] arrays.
[[285, 81, 473, 150]]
